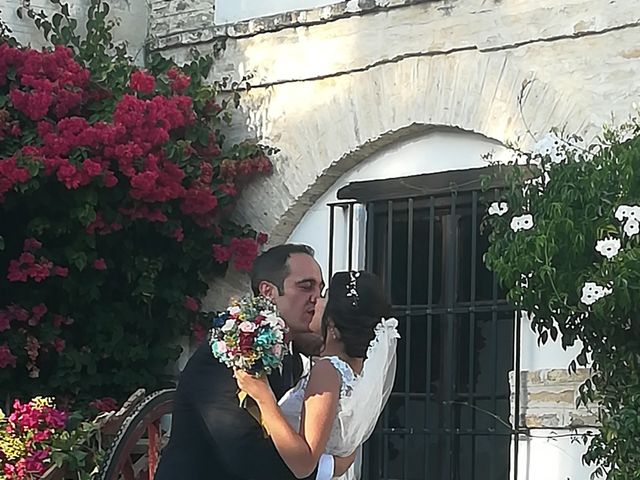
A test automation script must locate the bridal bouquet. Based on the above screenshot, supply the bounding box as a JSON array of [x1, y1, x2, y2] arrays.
[[209, 296, 288, 435], [209, 295, 289, 377]]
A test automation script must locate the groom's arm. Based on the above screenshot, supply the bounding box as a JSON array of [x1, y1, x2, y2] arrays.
[[197, 395, 349, 480], [196, 395, 319, 479]]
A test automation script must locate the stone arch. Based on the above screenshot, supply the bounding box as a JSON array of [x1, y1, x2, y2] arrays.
[[203, 49, 595, 308], [230, 50, 593, 245]]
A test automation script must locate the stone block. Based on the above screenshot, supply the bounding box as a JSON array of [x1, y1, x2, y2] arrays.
[[525, 413, 561, 428]]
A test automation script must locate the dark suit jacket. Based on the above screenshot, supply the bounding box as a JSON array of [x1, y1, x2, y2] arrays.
[[154, 342, 315, 480]]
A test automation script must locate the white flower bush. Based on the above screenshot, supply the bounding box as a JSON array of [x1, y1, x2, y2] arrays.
[[484, 113, 640, 479]]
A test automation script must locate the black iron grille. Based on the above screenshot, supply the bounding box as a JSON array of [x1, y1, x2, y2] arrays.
[[327, 174, 521, 480]]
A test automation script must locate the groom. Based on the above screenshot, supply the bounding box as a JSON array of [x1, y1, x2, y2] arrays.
[[154, 244, 348, 479]]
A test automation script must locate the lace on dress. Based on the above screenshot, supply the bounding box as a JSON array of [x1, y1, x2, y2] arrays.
[[317, 356, 357, 398], [278, 355, 357, 455]]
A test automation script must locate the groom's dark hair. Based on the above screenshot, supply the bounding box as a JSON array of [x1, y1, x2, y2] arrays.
[[250, 244, 315, 295]]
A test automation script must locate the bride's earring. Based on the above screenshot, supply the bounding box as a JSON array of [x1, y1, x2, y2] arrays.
[[330, 326, 340, 341]]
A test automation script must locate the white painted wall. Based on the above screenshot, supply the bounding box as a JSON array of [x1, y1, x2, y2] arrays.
[[515, 431, 595, 480], [215, 0, 341, 24], [288, 128, 595, 480], [519, 313, 584, 371], [289, 129, 513, 274]]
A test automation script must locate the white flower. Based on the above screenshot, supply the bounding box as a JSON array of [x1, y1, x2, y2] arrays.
[[580, 281, 613, 305], [271, 343, 283, 357], [533, 132, 563, 161], [510, 214, 534, 232], [221, 319, 236, 332], [228, 306, 241, 316], [238, 321, 256, 333], [615, 205, 631, 221], [522, 172, 552, 197], [488, 202, 508, 216], [582, 282, 599, 296], [595, 237, 621, 259], [264, 314, 283, 328], [624, 219, 640, 237], [629, 206, 640, 222], [212, 340, 227, 354], [382, 317, 399, 329], [617, 124, 637, 143], [614, 205, 640, 236], [526, 171, 551, 189], [518, 272, 533, 289], [615, 205, 640, 222], [580, 291, 597, 306]]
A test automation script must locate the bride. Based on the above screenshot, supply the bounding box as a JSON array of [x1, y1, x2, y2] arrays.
[[235, 270, 399, 479]]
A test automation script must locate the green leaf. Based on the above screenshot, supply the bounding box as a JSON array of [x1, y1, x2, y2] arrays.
[[68, 251, 88, 271], [52, 13, 63, 29], [27, 217, 51, 235]]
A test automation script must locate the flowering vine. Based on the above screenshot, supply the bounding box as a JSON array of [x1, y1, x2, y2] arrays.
[[0, 1, 273, 407], [483, 116, 640, 479]]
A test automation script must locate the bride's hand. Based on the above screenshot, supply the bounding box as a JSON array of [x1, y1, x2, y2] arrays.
[[234, 369, 275, 405]]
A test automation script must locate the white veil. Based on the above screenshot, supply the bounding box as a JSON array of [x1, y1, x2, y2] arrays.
[[332, 317, 400, 478]]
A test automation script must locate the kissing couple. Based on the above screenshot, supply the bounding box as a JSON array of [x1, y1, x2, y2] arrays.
[[155, 243, 399, 479]]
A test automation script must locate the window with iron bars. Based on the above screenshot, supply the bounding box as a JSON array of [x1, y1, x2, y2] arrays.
[[329, 167, 522, 480]]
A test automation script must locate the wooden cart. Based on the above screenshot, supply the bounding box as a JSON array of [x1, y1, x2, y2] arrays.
[[42, 388, 176, 480]]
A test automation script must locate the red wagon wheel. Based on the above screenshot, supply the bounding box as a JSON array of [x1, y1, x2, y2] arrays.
[[98, 389, 175, 480]]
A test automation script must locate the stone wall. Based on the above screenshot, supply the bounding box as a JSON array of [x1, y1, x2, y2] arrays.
[[512, 368, 598, 429], [147, 0, 640, 251], [148, 0, 214, 51], [145, 0, 640, 316], [1, 0, 148, 63]]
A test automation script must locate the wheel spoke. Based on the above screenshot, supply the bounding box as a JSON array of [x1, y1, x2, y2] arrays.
[[122, 458, 135, 480], [98, 389, 175, 480], [147, 420, 160, 480]]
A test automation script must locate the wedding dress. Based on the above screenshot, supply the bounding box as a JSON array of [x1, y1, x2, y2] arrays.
[[278, 318, 400, 479]]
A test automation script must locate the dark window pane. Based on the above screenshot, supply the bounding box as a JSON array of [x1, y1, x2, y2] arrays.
[[360, 182, 516, 480], [371, 204, 443, 306]]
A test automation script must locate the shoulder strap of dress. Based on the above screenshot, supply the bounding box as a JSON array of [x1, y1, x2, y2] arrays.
[[317, 355, 348, 371], [316, 356, 356, 396]]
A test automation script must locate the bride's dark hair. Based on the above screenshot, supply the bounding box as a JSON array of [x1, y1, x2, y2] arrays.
[[321, 271, 391, 358]]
